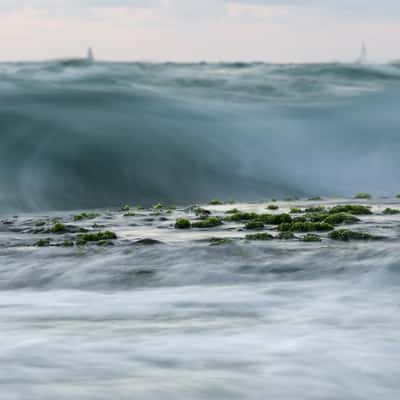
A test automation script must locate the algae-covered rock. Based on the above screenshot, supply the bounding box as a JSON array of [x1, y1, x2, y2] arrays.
[[51, 223, 67, 234], [73, 213, 100, 221], [192, 217, 223, 228], [225, 208, 240, 214], [305, 206, 326, 213], [260, 213, 292, 225], [208, 199, 224, 205], [35, 238, 52, 247], [135, 238, 163, 245], [193, 207, 212, 218], [244, 220, 265, 230], [354, 192, 372, 199], [278, 231, 296, 240], [324, 213, 360, 225], [120, 204, 131, 211], [308, 196, 322, 201], [209, 238, 232, 246], [290, 208, 303, 214], [329, 205, 372, 215], [245, 233, 274, 241], [383, 208, 400, 215], [302, 234, 322, 242], [77, 231, 117, 246], [267, 204, 279, 210], [278, 221, 333, 233], [153, 203, 164, 210], [123, 212, 136, 217], [175, 218, 191, 229], [329, 229, 381, 241]]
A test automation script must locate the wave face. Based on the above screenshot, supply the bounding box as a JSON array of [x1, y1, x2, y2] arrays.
[[1, 62, 400, 211]]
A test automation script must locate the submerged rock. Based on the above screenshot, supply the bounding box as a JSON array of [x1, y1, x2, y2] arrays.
[[245, 233, 274, 241], [329, 229, 382, 241]]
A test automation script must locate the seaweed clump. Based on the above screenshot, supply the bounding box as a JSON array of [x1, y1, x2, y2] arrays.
[[290, 208, 303, 214], [329, 229, 381, 241], [354, 192, 372, 199], [245, 233, 274, 241], [324, 213, 360, 225], [77, 231, 117, 246], [73, 213, 100, 221], [278, 221, 333, 233], [209, 238, 232, 246], [192, 217, 223, 228], [51, 223, 67, 234], [208, 199, 224, 205], [278, 231, 296, 240], [302, 234, 322, 242], [383, 208, 400, 215], [245, 221, 265, 230], [329, 205, 372, 215], [175, 218, 191, 229], [35, 238, 52, 247], [267, 204, 279, 210]]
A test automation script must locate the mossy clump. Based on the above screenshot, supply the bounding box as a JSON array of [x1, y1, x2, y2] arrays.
[[308, 196, 322, 201], [77, 231, 117, 246], [35, 238, 52, 247], [153, 203, 164, 210], [245, 233, 274, 241], [278, 221, 334, 233], [305, 206, 326, 213], [208, 199, 224, 205], [383, 208, 400, 215], [324, 213, 360, 225], [260, 213, 292, 225], [244, 220, 265, 230], [225, 212, 259, 222], [329, 205, 372, 215], [354, 192, 372, 199], [302, 234, 322, 242], [192, 217, 223, 228], [73, 213, 100, 222], [62, 240, 74, 247], [123, 212, 136, 217], [290, 208, 303, 214], [120, 204, 131, 212], [209, 238, 232, 246], [225, 208, 240, 214], [267, 204, 279, 210], [51, 223, 67, 234], [396, 194, 400, 199], [278, 231, 295, 240], [329, 229, 381, 241], [175, 218, 191, 229], [305, 213, 330, 223]]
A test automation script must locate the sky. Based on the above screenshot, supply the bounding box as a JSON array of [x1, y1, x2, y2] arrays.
[[0, 0, 399, 62]]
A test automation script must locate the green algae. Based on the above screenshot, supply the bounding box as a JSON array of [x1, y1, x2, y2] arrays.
[[77, 231, 117, 246], [278, 221, 334, 233], [192, 217, 223, 228], [73, 213, 100, 222], [329, 229, 381, 241], [35, 238, 52, 247], [302, 234, 322, 242], [354, 192, 372, 199], [175, 218, 191, 229], [383, 208, 400, 215], [244, 220, 265, 230], [209, 238, 232, 246], [51, 223, 67, 234], [267, 204, 279, 210], [245, 232, 274, 241], [208, 199, 224, 205], [329, 205, 372, 215]]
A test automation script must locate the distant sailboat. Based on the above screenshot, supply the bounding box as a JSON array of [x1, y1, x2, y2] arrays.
[[356, 42, 367, 64], [87, 47, 94, 62]]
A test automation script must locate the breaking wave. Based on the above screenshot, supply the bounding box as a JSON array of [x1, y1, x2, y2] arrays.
[[1, 61, 400, 211]]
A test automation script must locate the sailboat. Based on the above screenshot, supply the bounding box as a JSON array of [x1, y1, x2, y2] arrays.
[[356, 42, 367, 64], [87, 47, 94, 62]]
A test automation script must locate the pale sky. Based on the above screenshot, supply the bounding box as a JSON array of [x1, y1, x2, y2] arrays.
[[1, 0, 399, 62]]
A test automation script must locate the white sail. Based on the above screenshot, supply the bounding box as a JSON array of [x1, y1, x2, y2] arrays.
[[356, 42, 367, 64], [87, 47, 94, 62]]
